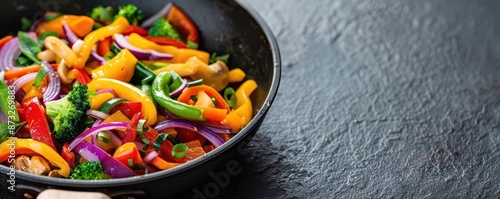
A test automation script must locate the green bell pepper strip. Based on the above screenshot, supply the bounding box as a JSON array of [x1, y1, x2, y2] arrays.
[[152, 72, 205, 121], [130, 61, 156, 85]]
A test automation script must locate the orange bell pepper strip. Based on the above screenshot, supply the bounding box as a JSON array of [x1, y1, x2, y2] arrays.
[[0, 35, 13, 50], [0, 138, 71, 178], [43, 36, 78, 67], [87, 78, 157, 125], [113, 142, 143, 165], [222, 80, 257, 131], [128, 33, 209, 63], [177, 85, 231, 112], [91, 48, 138, 82], [149, 156, 180, 170], [74, 16, 130, 68], [36, 15, 94, 38], [4, 65, 41, 80]]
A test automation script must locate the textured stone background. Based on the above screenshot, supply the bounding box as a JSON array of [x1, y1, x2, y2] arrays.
[[3, 0, 500, 198], [208, 0, 500, 198]]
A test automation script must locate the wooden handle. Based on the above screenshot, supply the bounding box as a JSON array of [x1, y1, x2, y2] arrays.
[[36, 189, 111, 199]]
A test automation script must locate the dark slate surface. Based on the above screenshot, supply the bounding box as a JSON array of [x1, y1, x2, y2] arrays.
[[3, 0, 500, 198]]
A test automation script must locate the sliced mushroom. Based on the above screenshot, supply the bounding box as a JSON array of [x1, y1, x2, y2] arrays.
[[188, 57, 229, 91], [29, 156, 51, 175], [48, 170, 61, 178], [13, 155, 31, 172], [13, 155, 51, 176]]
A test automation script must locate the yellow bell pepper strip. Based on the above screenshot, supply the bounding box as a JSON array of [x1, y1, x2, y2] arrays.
[[87, 78, 157, 125], [222, 80, 257, 131], [91, 49, 138, 82], [36, 15, 94, 38], [187, 57, 229, 91], [153, 63, 199, 77], [228, 68, 246, 83], [0, 138, 71, 178], [128, 33, 209, 63], [44, 36, 78, 67], [74, 16, 130, 68], [90, 92, 115, 110]]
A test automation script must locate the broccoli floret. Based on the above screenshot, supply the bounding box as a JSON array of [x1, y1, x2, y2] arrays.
[[148, 18, 181, 40], [89, 5, 115, 21], [70, 161, 111, 180], [114, 4, 143, 26], [45, 82, 90, 144]]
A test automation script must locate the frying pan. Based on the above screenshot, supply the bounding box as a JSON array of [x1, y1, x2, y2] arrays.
[[0, 0, 280, 198]]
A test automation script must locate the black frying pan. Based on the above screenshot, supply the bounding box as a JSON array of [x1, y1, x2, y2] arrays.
[[0, 0, 280, 198]]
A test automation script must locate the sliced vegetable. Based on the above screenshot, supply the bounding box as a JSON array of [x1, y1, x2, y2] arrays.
[[222, 80, 257, 131], [18, 31, 41, 64], [23, 97, 57, 150], [0, 138, 70, 177], [74, 16, 129, 68], [91, 49, 138, 82], [130, 61, 156, 85], [87, 78, 157, 125], [123, 25, 148, 36], [144, 36, 187, 48], [98, 98, 128, 113], [224, 87, 237, 108], [62, 143, 76, 169], [36, 15, 94, 38], [72, 140, 136, 178], [113, 33, 173, 61], [228, 68, 246, 83], [171, 143, 188, 158], [166, 4, 200, 46], [154, 119, 225, 147], [177, 85, 231, 112], [128, 33, 208, 63], [32, 64, 49, 87], [68, 122, 129, 151], [109, 101, 142, 119]]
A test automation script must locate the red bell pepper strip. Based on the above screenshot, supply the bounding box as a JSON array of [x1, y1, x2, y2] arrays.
[[144, 36, 187, 48], [176, 128, 206, 145], [75, 68, 92, 84], [123, 25, 148, 36], [140, 127, 185, 163], [122, 112, 142, 143], [109, 102, 142, 119], [61, 143, 76, 169], [97, 36, 112, 57], [23, 97, 57, 150], [167, 4, 199, 46]]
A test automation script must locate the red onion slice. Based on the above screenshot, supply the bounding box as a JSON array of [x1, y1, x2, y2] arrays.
[[87, 109, 110, 120], [0, 32, 37, 71], [169, 78, 187, 97], [73, 140, 136, 178], [140, 2, 173, 29], [68, 122, 128, 151], [113, 34, 173, 60], [41, 61, 61, 102], [154, 119, 225, 147], [62, 23, 78, 46], [143, 151, 159, 164]]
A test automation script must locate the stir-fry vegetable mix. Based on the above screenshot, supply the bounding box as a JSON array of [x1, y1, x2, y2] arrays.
[[0, 3, 255, 179]]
